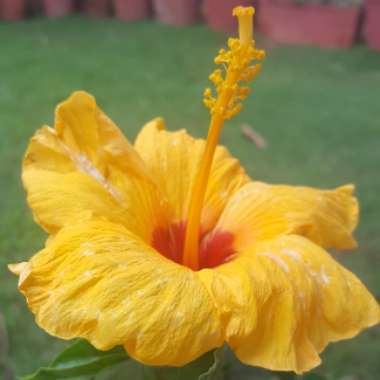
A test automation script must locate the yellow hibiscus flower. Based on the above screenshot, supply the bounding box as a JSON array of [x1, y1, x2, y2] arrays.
[[10, 6, 379, 375]]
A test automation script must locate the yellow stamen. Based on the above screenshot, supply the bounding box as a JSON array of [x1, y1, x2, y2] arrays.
[[182, 6, 265, 270]]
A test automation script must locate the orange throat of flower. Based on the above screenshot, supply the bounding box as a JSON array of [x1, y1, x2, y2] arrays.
[[152, 223, 236, 269]]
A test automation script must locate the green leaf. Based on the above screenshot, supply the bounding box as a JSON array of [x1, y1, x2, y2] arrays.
[[20, 340, 224, 380], [19, 339, 129, 380], [198, 349, 224, 380], [97, 348, 224, 380], [154, 348, 224, 380], [96, 360, 156, 380], [298, 373, 330, 380]]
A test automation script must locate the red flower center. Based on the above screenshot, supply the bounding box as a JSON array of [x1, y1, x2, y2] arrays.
[[152, 222, 235, 269]]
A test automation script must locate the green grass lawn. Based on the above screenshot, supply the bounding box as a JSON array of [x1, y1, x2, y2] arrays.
[[0, 16, 379, 380]]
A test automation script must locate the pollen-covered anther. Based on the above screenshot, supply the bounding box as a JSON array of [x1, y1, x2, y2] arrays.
[[203, 8, 264, 122], [245, 64, 261, 82], [228, 38, 240, 51], [226, 103, 243, 119], [230, 63, 242, 73], [209, 70, 223, 85], [237, 87, 250, 100], [241, 58, 250, 67], [211, 105, 226, 117], [203, 97, 216, 111], [215, 49, 232, 65], [216, 85, 224, 96], [214, 56, 223, 65], [203, 87, 212, 98], [224, 83, 238, 96], [216, 48, 226, 58], [255, 49, 266, 60]]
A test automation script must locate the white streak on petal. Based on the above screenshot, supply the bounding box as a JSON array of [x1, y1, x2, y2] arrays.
[[282, 248, 301, 261], [83, 270, 93, 278], [321, 269, 330, 285], [258, 252, 289, 273]]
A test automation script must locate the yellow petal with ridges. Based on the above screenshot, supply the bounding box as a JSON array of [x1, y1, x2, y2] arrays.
[[13, 219, 223, 366], [134, 118, 250, 231], [216, 182, 358, 251], [198, 260, 258, 341], [55, 91, 147, 178], [199, 235, 379, 373], [23, 92, 169, 241]]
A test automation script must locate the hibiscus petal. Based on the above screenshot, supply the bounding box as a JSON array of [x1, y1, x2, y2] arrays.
[[215, 182, 358, 251], [12, 219, 223, 366], [23, 92, 169, 240], [199, 235, 379, 373], [134, 118, 250, 231]]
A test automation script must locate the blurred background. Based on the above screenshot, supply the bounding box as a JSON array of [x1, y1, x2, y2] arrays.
[[0, 0, 379, 379]]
